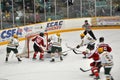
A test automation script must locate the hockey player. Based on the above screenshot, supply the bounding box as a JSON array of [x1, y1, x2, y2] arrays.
[[47, 36, 67, 57], [82, 20, 97, 40], [98, 48, 114, 80], [47, 38, 53, 54], [76, 33, 96, 58], [82, 43, 101, 80], [97, 37, 112, 53], [5, 34, 22, 62], [49, 33, 63, 62], [32, 32, 46, 60], [76, 33, 95, 48]]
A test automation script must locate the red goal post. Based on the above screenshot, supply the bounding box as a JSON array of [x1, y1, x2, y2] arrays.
[[19, 32, 48, 58]]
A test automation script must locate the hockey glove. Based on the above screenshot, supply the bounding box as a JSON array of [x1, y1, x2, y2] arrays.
[[76, 45, 80, 48], [82, 51, 87, 55], [47, 38, 51, 42]]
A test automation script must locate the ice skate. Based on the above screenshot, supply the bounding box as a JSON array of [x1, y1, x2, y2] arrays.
[[94, 76, 100, 80], [50, 59, 55, 62], [60, 56, 63, 61], [89, 73, 94, 76], [39, 58, 44, 61], [17, 58, 22, 62], [5, 57, 8, 62]]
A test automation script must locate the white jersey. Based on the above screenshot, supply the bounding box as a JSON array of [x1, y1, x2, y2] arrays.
[[100, 51, 113, 68], [50, 34, 62, 47], [80, 36, 96, 47], [7, 37, 19, 49]]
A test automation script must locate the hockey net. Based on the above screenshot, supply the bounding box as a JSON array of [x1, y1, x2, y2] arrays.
[[19, 32, 48, 58]]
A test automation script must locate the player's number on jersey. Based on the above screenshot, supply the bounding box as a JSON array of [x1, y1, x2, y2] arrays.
[[105, 54, 111, 62], [103, 46, 107, 51]]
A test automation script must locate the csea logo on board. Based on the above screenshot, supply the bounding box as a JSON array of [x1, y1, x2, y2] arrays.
[[0, 28, 23, 41], [46, 20, 63, 31]]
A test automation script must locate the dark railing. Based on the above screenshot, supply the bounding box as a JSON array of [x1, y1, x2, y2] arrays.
[[0, 0, 120, 29]]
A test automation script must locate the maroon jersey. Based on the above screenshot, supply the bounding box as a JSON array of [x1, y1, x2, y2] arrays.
[[98, 42, 112, 52], [86, 49, 100, 62], [32, 36, 45, 47]]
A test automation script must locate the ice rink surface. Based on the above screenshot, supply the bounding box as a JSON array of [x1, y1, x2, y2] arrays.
[[0, 29, 120, 80]]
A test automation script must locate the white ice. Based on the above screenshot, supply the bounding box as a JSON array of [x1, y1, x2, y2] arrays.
[[0, 29, 120, 80]]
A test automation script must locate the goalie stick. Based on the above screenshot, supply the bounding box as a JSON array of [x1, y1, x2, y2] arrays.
[[80, 68, 91, 72]]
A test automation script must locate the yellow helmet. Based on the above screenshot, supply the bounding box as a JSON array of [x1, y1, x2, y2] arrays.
[[13, 34, 18, 38], [98, 47, 104, 54], [80, 33, 85, 38], [56, 33, 60, 37]]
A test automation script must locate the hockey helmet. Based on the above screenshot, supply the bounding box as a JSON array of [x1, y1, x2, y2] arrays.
[[85, 20, 88, 22], [13, 34, 18, 38], [87, 43, 95, 50], [99, 37, 104, 42], [80, 33, 85, 38], [39, 32, 44, 37], [98, 47, 104, 54], [56, 33, 60, 37]]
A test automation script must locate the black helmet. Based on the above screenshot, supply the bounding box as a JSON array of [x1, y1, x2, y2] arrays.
[[85, 20, 88, 22], [39, 32, 44, 37], [87, 43, 95, 50], [99, 37, 104, 42]]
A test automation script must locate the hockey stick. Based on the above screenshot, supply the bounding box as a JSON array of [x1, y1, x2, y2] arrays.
[[45, 49, 70, 56], [66, 43, 75, 50], [80, 68, 91, 72], [61, 49, 72, 56], [73, 49, 82, 54], [62, 53, 68, 56], [66, 43, 82, 54], [62, 49, 72, 53]]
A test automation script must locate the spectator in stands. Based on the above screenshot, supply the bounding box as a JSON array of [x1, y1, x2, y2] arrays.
[[35, 12, 41, 23], [4, 2, 11, 14]]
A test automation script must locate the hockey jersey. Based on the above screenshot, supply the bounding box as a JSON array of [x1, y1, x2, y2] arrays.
[[80, 36, 96, 46], [50, 34, 62, 47], [97, 42, 112, 52], [32, 35, 45, 47], [7, 37, 19, 49], [100, 51, 113, 68], [82, 23, 91, 31], [86, 49, 100, 62]]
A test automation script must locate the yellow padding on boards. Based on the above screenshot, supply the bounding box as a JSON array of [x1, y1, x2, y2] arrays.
[[1, 26, 120, 46]]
